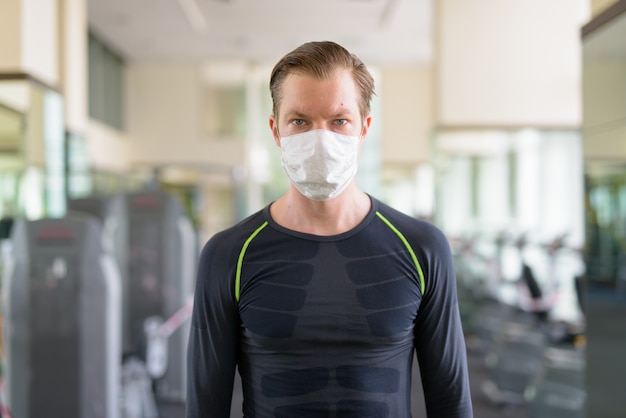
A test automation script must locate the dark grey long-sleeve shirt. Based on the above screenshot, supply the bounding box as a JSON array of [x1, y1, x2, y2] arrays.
[[187, 197, 473, 417]]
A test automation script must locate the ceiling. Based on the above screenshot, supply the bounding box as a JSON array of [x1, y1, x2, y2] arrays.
[[87, 0, 434, 66]]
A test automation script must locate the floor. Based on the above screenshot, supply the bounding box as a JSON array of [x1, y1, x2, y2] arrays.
[[465, 348, 530, 418], [410, 347, 530, 418], [584, 288, 626, 418]]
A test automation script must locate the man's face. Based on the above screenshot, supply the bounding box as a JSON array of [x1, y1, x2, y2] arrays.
[[270, 69, 370, 144]]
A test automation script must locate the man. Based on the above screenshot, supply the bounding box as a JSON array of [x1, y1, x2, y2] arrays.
[[187, 41, 473, 417]]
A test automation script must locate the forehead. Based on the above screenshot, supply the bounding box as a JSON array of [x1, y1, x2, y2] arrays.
[[278, 70, 360, 116]]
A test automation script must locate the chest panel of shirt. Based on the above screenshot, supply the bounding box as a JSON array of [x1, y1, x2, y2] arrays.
[[237, 217, 423, 351]]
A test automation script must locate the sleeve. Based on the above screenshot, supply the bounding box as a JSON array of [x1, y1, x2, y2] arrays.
[[413, 225, 474, 418], [186, 234, 240, 418]]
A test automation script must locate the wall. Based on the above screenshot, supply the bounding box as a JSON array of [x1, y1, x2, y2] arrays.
[[582, 6, 626, 161], [380, 65, 433, 164], [581, 4, 626, 417], [436, 0, 587, 127], [85, 119, 132, 171], [583, 61, 626, 159], [125, 63, 244, 168]]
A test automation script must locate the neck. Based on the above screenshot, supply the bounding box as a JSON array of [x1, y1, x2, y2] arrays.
[[270, 185, 371, 236]]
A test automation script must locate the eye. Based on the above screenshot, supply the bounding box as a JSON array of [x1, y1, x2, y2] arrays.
[[335, 119, 348, 126], [291, 119, 306, 126]]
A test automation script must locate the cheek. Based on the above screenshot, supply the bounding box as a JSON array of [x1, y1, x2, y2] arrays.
[[281, 124, 310, 137]]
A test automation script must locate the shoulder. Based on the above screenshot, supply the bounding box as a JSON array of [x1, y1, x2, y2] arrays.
[[194, 208, 268, 302], [199, 208, 268, 261], [373, 199, 450, 252]]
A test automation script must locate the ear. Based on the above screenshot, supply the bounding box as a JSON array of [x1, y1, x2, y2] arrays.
[[359, 114, 373, 145], [269, 115, 281, 147]]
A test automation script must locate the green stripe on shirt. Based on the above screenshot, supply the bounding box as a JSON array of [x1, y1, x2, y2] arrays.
[[235, 221, 268, 302], [375, 211, 425, 296]]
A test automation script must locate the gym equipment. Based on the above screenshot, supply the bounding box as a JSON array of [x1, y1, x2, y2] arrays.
[[69, 191, 197, 403], [460, 232, 586, 413], [67, 195, 130, 352], [2, 215, 122, 418], [124, 191, 196, 402]]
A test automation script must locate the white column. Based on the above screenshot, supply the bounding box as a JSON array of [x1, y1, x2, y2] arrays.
[[59, 0, 88, 134], [0, 0, 60, 87]]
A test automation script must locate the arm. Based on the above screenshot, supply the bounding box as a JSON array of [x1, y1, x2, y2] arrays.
[[413, 226, 473, 418], [186, 236, 239, 418]]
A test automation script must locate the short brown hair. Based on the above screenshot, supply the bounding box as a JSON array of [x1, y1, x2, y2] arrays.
[[269, 41, 375, 122]]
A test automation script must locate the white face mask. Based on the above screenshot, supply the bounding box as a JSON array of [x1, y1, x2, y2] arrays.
[[280, 129, 360, 201]]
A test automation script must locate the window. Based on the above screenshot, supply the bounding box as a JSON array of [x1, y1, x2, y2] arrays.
[[202, 84, 246, 139], [88, 32, 125, 131]]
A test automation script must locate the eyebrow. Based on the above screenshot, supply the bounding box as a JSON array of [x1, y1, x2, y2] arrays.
[[285, 110, 308, 119], [284, 110, 353, 120], [329, 112, 351, 119]]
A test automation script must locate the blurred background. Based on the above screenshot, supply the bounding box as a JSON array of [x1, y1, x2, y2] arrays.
[[0, 0, 625, 417]]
